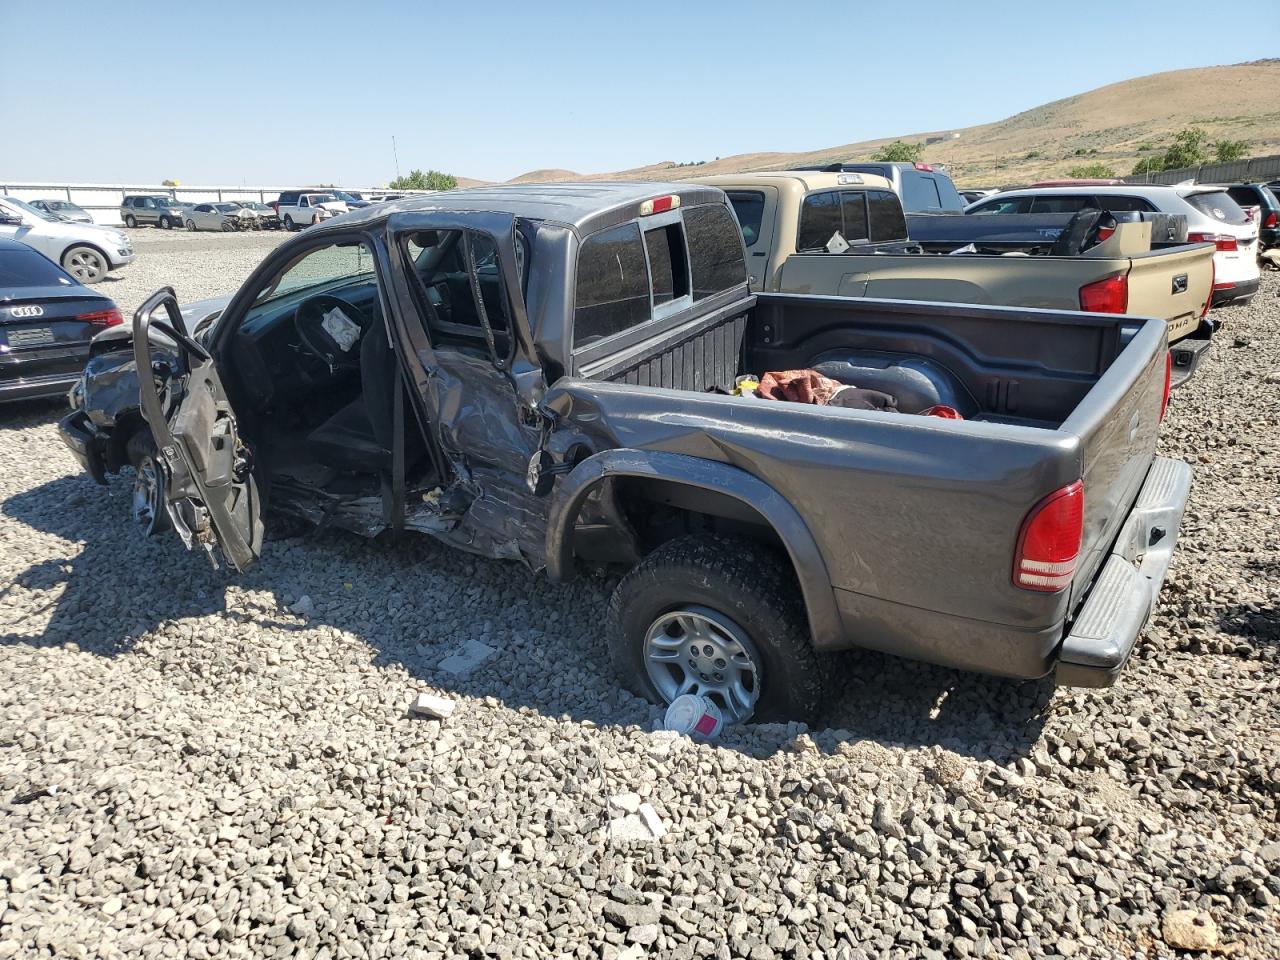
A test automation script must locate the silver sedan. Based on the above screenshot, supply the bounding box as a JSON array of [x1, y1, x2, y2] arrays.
[[184, 203, 243, 232]]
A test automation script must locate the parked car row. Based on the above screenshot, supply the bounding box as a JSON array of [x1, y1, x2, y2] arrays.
[[964, 183, 1263, 305], [0, 196, 134, 283]]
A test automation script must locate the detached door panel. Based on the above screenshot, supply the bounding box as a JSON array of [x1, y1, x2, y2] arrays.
[[134, 289, 263, 571]]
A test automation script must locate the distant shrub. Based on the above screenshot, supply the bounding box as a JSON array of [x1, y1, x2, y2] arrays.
[[1066, 163, 1117, 179], [1214, 139, 1249, 162], [873, 140, 925, 163]]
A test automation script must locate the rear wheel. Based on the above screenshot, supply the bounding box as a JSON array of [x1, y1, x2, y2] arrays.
[[124, 214, 137, 228], [126, 431, 170, 537], [608, 534, 827, 724], [61, 245, 108, 283], [284, 215, 295, 231]]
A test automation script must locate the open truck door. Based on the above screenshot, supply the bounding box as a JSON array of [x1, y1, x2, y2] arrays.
[[133, 288, 263, 571]]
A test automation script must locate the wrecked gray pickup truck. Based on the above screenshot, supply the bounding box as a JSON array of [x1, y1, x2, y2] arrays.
[[58, 182, 1191, 722]]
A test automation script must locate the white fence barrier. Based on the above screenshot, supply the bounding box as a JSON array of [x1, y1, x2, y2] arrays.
[[0, 181, 431, 226]]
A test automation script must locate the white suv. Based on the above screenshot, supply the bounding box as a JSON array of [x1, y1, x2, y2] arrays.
[[0, 196, 134, 283], [273, 191, 349, 231], [967, 184, 1262, 305]]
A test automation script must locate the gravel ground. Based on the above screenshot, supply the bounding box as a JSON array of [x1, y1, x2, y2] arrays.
[[0, 245, 1277, 959], [102, 229, 290, 320]]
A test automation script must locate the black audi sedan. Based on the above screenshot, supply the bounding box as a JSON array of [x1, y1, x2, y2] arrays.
[[0, 238, 123, 403]]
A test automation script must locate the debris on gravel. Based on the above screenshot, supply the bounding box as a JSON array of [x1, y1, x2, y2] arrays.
[[1, 251, 1278, 958], [409, 691, 455, 720], [1161, 909, 1220, 952]]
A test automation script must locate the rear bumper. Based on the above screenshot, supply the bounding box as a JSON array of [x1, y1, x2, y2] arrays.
[[1169, 335, 1212, 389], [1212, 277, 1260, 305], [0, 370, 83, 403], [827, 457, 1192, 687], [57, 409, 109, 484], [1055, 457, 1192, 687]]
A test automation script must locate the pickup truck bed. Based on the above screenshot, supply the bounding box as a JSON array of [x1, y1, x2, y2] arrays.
[[561, 290, 1181, 682]]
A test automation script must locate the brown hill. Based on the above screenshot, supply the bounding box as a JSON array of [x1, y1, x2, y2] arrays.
[[473, 60, 1279, 188]]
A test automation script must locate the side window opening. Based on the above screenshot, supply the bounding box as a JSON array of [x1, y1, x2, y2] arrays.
[[400, 229, 514, 359], [726, 191, 765, 247]]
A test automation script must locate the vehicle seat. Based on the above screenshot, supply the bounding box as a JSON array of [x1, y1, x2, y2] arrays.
[[307, 320, 419, 473]]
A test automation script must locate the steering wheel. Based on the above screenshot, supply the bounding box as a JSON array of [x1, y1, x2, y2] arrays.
[[294, 294, 369, 371]]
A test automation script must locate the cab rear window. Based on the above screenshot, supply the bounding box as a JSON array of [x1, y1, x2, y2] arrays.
[[573, 202, 746, 350]]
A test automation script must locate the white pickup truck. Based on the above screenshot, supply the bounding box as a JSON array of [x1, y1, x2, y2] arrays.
[[273, 191, 349, 231]]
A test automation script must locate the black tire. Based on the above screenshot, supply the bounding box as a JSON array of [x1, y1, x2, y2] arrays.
[[124, 214, 137, 228], [126, 431, 171, 537], [186, 219, 196, 232], [221, 221, 234, 232], [607, 534, 826, 723], [284, 215, 295, 231], [159, 215, 172, 230]]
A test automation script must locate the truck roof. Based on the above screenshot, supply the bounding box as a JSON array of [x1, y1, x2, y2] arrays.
[[333, 181, 727, 235], [692, 171, 895, 193]]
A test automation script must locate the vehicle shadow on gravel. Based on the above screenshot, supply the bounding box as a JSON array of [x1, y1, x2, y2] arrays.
[[3, 470, 1052, 762], [0, 398, 66, 430]]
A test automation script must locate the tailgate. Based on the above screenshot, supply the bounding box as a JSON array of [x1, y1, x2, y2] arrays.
[[1062, 318, 1168, 611], [1124, 242, 1213, 343]]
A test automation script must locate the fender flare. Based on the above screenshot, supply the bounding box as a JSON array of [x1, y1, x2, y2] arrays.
[[545, 448, 843, 650]]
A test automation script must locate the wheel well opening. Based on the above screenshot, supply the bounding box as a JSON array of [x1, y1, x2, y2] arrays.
[[567, 475, 794, 579]]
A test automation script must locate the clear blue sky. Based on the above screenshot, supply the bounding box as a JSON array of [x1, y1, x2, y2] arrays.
[[1, 0, 1275, 186]]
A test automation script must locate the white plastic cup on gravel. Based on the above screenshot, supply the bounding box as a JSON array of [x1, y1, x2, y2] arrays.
[[664, 694, 724, 740]]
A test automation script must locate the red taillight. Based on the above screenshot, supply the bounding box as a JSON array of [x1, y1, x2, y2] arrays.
[[77, 308, 123, 328], [1160, 351, 1171, 421], [1095, 225, 1115, 242], [1188, 231, 1238, 253], [913, 162, 934, 172], [1079, 274, 1128, 313], [1014, 481, 1084, 592], [1265, 211, 1277, 228]]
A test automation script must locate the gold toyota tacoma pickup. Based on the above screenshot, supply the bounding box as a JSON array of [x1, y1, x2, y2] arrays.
[[695, 172, 1216, 386]]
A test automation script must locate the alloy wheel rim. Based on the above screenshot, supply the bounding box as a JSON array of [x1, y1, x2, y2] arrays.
[[69, 251, 103, 281], [132, 456, 160, 533], [643, 605, 761, 724]]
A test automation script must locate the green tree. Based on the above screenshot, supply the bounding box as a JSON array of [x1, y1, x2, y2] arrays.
[[872, 140, 924, 163], [1066, 163, 1117, 179], [1159, 127, 1209, 171], [390, 169, 458, 191], [1214, 139, 1249, 163]]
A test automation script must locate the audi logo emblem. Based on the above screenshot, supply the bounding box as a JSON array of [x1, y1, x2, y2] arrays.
[[9, 304, 44, 318]]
